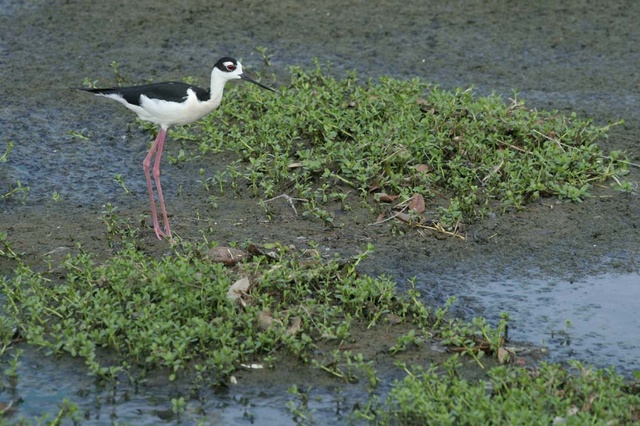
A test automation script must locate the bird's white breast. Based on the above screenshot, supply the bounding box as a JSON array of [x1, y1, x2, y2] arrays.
[[140, 89, 221, 128], [105, 89, 222, 129]]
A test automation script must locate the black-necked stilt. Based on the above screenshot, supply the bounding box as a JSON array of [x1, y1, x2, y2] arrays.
[[81, 56, 275, 240]]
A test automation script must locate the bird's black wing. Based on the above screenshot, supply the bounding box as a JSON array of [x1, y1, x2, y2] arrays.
[[80, 82, 210, 105]]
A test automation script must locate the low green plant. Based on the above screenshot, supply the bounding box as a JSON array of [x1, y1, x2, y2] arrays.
[[110, 60, 126, 86], [359, 360, 640, 424], [0, 232, 20, 260], [2, 180, 29, 202], [171, 396, 187, 416], [0, 231, 515, 388], [100, 203, 139, 243], [389, 329, 422, 355], [287, 384, 315, 426], [0, 315, 14, 359], [256, 46, 274, 67], [3, 349, 21, 382], [1, 141, 30, 202], [113, 173, 130, 194], [188, 60, 629, 229], [0, 142, 14, 163], [0, 241, 395, 383]]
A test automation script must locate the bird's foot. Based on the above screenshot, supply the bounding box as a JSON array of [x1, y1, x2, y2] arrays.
[[154, 226, 174, 243]]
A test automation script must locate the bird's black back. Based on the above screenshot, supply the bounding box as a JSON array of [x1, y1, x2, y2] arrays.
[[80, 82, 211, 105]]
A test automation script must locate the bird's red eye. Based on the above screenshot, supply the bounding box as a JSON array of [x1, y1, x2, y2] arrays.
[[226, 63, 236, 71]]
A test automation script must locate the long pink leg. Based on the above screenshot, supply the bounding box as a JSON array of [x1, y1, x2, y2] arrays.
[[151, 129, 172, 240], [142, 128, 172, 240]]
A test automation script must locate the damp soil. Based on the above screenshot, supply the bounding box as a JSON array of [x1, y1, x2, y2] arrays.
[[1, 0, 640, 421]]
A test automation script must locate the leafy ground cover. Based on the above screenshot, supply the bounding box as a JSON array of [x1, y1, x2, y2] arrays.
[[176, 61, 630, 230], [0, 234, 500, 385], [0, 63, 637, 424], [1, 234, 639, 424]]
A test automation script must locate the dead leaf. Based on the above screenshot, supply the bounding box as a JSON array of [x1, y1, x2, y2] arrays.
[[11, 328, 23, 343], [375, 212, 386, 223], [408, 193, 425, 213], [286, 316, 302, 336], [246, 243, 279, 260], [288, 162, 303, 169], [227, 276, 251, 302], [301, 248, 320, 258], [414, 164, 430, 173], [384, 313, 403, 324], [582, 393, 597, 412], [206, 246, 247, 266], [257, 310, 275, 330], [394, 212, 412, 223], [497, 347, 511, 364], [378, 193, 399, 203]]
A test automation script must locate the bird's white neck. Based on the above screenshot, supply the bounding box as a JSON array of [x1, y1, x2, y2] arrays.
[[209, 69, 228, 108]]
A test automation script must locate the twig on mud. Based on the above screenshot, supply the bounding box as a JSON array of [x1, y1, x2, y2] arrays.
[[264, 194, 308, 216], [368, 205, 409, 226], [415, 221, 466, 240]]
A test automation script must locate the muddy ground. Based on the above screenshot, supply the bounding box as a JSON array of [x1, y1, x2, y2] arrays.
[[1, 0, 639, 357]]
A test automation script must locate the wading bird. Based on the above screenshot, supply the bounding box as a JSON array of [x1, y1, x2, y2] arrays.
[[81, 57, 275, 240]]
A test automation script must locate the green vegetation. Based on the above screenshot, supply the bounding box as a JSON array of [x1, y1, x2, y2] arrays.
[[1, 62, 637, 423], [357, 358, 640, 424], [184, 60, 629, 228], [2, 236, 639, 424], [0, 142, 30, 202], [0, 239, 483, 384]]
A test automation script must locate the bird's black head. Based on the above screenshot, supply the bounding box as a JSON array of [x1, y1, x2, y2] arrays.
[[213, 56, 276, 92], [214, 57, 240, 73]]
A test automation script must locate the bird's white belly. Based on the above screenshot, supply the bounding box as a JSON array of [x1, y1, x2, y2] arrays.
[[136, 94, 218, 127]]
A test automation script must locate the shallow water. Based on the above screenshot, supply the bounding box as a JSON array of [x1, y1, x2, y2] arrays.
[[3, 341, 395, 424], [417, 271, 640, 375]]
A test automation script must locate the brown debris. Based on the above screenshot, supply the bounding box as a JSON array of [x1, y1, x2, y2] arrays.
[[227, 276, 252, 306], [286, 316, 303, 336], [408, 193, 426, 213], [257, 310, 276, 330], [206, 246, 247, 266], [378, 193, 400, 203]]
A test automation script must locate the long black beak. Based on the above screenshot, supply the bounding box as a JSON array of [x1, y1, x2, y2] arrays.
[[240, 73, 276, 92]]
